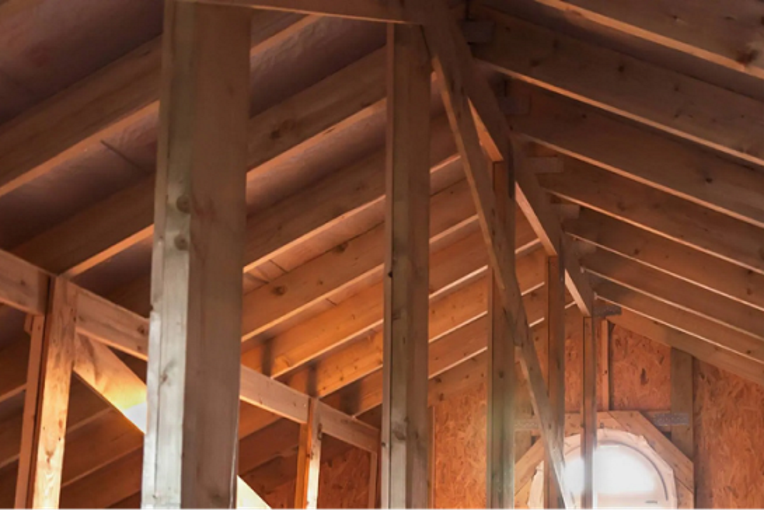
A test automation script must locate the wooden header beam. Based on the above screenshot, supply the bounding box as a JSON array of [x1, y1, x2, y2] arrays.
[[187, 0, 416, 23]]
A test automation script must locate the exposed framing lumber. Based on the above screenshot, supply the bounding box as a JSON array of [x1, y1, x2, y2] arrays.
[[416, 0, 593, 316], [142, 2, 251, 507], [543, 255, 564, 508], [188, 0, 414, 23], [581, 316, 598, 509], [509, 85, 764, 230], [604, 300, 764, 388], [12, 39, 385, 279], [498, 0, 764, 81], [381, 22, 431, 509], [294, 399, 322, 509], [598, 320, 611, 411], [540, 159, 764, 276], [583, 249, 764, 343], [0, 250, 49, 315], [566, 209, 764, 314], [70, 335, 270, 509], [486, 162, 516, 508], [595, 274, 764, 370], [473, 7, 764, 167], [414, 0, 578, 504], [670, 350, 694, 461], [15, 278, 77, 509]]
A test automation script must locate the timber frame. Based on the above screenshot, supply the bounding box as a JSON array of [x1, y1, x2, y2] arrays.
[[2, 0, 764, 507]]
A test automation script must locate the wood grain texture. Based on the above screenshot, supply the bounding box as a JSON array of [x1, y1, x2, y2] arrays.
[[23, 278, 77, 508], [381, 23, 431, 509], [142, 2, 250, 507], [294, 399, 322, 509]]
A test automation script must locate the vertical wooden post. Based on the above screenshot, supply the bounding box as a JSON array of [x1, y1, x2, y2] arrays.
[[427, 407, 436, 508], [142, 1, 251, 507], [487, 161, 515, 508], [382, 22, 431, 509], [581, 317, 598, 509], [295, 399, 323, 509], [543, 255, 565, 509], [15, 278, 77, 509], [597, 321, 611, 411], [670, 349, 694, 458], [369, 451, 380, 509]]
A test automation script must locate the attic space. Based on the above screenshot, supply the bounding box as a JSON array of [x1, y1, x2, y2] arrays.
[[0, 0, 763, 509]]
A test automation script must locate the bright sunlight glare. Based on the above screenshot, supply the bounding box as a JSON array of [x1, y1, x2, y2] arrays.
[[564, 444, 657, 496]]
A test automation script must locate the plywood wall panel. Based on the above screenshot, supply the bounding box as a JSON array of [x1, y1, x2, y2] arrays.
[[610, 325, 670, 411], [432, 381, 487, 509], [695, 361, 764, 508]]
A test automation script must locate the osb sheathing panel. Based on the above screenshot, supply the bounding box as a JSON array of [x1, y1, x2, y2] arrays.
[[432, 381, 487, 509], [610, 325, 671, 411], [263, 443, 372, 508], [695, 360, 764, 508]]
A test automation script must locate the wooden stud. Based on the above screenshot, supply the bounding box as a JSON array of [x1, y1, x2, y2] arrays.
[[670, 349, 694, 461], [543, 255, 565, 509], [369, 451, 380, 509], [381, 22, 431, 510], [581, 317, 598, 509], [427, 406, 436, 508], [15, 278, 77, 508], [487, 161, 516, 509], [598, 321, 612, 411], [295, 399, 322, 509], [142, 1, 251, 507]]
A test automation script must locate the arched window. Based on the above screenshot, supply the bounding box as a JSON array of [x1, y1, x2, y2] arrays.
[[527, 429, 678, 508]]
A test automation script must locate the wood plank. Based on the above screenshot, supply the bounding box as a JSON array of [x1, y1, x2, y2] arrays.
[[607, 306, 764, 387], [17, 278, 77, 508], [597, 320, 611, 411], [670, 349, 694, 461], [566, 209, 764, 314], [584, 249, 764, 342], [608, 411, 694, 493], [240, 366, 309, 424], [416, 0, 577, 503], [0, 250, 49, 315], [71, 335, 269, 509], [594, 278, 764, 367], [189, 0, 413, 22], [473, 7, 764, 166], [142, 2, 250, 507], [540, 158, 764, 276], [294, 399, 322, 509], [381, 23, 431, 509], [317, 402, 379, 453], [413, 0, 593, 315], [543, 255, 564, 508], [509, 85, 764, 230], [486, 162, 515, 509], [12, 43, 385, 278], [508, 0, 764, 81], [368, 452, 379, 509], [580, 317, 598, 508], [14, 316, 44, 508]]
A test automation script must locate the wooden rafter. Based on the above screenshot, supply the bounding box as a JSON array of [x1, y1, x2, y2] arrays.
[[473, 6, 764, 167], [490, 0, 764, 81]]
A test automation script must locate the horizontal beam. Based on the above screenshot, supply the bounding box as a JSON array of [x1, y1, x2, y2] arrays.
[[317, 402, 379, 453], [186, 0, 416, 23], [0, 250, 49, 315]]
